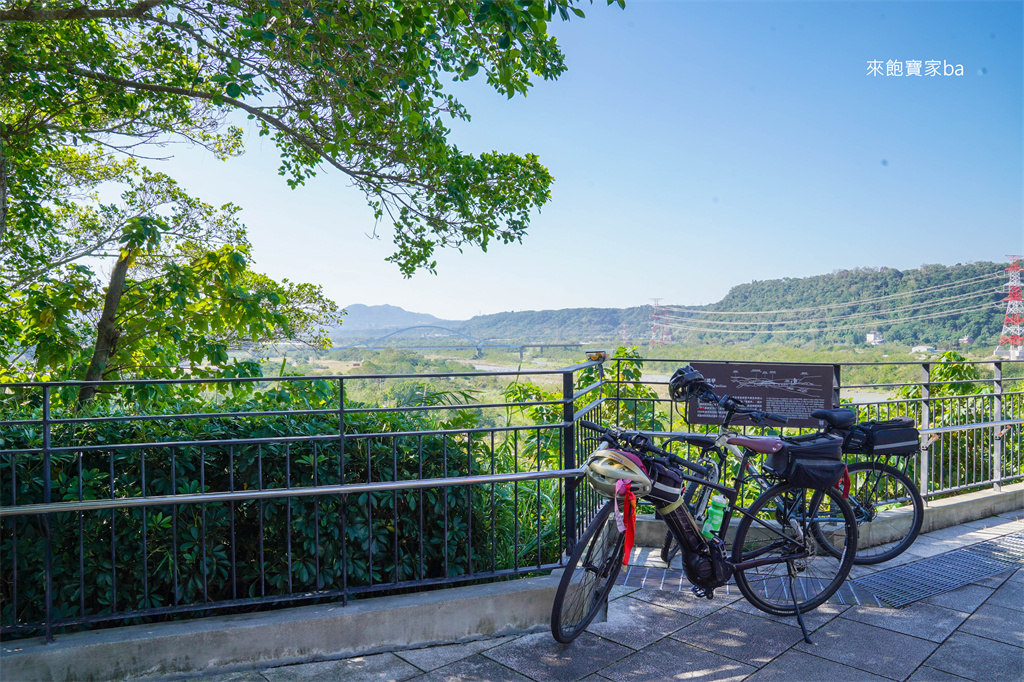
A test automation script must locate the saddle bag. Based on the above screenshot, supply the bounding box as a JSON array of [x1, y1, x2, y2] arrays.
[[764, 433, 846, 489], [645, 461, 685, 509], [844, 418, 919, 456]]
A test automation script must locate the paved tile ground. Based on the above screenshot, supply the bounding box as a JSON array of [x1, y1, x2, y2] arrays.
[[194, 512, 1024, 682]]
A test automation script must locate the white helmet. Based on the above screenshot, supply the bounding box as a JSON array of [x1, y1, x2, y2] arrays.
[[584, 446, 652, 499]]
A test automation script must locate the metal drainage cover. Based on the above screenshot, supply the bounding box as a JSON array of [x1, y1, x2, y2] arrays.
[[615, 531, 1024, 609], [615, 565, 885, 607], [851, 531, 1024, 608]]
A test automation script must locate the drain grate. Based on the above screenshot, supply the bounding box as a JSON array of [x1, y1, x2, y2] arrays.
[[616, 530, 1024, 610], [850, 530, 1024, 608], [615, 564, 886, 607]]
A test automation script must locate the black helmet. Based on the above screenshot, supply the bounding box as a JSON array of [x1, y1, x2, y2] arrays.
[[669, 365, 706, 401]]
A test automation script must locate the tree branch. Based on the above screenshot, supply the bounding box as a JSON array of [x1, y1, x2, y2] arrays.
[[0, 0, 166, 24]]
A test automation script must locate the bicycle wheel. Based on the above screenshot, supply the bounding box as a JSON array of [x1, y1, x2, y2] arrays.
[[551, 501, 625, 643], [732, 483, 857, 616], [816, 461, 924, 565]]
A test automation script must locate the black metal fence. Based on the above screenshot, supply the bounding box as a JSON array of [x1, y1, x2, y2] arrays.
[[592, 356, 1024, 498], [3, 354, 1022, 642], [1, 361, 611, 642]]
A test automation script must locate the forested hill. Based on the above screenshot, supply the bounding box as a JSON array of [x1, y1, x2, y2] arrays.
[[672, 261, 1006, 346], [451, 262, 1007, 346], [336, 262, 1008, 347], [457, 306, 653, 342]]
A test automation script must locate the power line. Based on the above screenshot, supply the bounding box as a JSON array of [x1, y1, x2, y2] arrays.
[[666, 272, 1001, 316], [661, 288, 997, 327], [661, 302, 1001, 335]]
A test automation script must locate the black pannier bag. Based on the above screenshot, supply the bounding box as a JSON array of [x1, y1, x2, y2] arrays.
[[645, 460, 685, 509], [844, 418, 919, 456], [764, 433, 846, 489]]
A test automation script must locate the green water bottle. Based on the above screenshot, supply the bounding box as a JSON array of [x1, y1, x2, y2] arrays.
[[701, 495, 728, 539]]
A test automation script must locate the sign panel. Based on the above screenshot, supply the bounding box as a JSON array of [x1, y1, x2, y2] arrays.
[[686, 362, 835, 429]]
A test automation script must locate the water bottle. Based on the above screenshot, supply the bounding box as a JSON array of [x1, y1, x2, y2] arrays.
[[701, 495, 728, 539]]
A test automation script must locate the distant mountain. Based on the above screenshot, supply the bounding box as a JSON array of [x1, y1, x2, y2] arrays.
[[457, 307, 653, 342], [334, 304, 459, 335], [335, 262, 1008, 347]]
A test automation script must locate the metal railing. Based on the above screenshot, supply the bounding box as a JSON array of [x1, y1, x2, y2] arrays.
[[2, 354, 1021, 642], [593, 356, 1024, 500], [0, 362, 606, 642]]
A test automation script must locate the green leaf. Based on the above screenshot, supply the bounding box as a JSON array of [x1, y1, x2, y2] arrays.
[[225, 82, 242, 98]]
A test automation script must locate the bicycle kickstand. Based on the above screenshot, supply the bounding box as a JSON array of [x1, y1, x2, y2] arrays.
[[788, 571, 814, 645]]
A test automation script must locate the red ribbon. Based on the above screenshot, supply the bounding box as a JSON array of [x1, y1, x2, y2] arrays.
[[615, 479, 637, 566], [838, 465, 851, 499]]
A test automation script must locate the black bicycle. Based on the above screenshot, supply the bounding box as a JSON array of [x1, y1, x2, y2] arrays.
[[551, 414, 858, 643], [665, 405, 925, 566], [812, 410, 925, 564]]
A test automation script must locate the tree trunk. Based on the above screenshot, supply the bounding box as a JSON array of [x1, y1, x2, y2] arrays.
[[0, 135, 8, 241], [77, 251, 133, 407]]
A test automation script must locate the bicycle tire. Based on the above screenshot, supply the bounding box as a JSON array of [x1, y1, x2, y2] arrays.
[[815, 460, 924, 565], [551, 501, 625, 643], [731, 483, 857, 616]]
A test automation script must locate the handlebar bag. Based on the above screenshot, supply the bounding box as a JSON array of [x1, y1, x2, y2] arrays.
[[645, 461, 684, 509], [765, 434, 846, 489], [844, 418, 919, 456]]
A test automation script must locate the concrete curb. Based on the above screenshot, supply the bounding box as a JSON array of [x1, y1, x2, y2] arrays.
[[0, 574, 560, 681], [634, 481, 1024, 547]]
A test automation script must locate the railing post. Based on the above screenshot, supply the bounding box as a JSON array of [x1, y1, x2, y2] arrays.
[[42, 385, 54, 643], [338, 377, 347, 606], [563, 369, 577, 553], [919, 364, 931, 503], [993, 362, 1003, 492]]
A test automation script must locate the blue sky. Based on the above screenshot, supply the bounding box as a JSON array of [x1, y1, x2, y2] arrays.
[[166, 1, 1023, 320]]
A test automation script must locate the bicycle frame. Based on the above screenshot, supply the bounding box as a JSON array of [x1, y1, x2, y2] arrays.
[[660, 443, 823, 574]]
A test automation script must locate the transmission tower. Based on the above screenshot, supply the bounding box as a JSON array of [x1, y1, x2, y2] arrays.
[[649, 298, 672, 347], [995, 256, 1024, 359]]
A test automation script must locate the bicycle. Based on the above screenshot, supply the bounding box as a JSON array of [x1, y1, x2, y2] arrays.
[[660, 403, 923, 567], [813, 410, 925, 564], [550, 367, 858, 644]]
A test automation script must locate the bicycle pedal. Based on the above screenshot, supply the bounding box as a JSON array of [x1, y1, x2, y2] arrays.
[[690, 585, 707, 598]]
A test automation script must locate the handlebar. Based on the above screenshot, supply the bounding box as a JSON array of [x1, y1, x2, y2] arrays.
[[578, 420, 710, 477]]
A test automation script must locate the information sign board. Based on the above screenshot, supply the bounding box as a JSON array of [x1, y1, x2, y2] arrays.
[[686, 362, 835, 429]]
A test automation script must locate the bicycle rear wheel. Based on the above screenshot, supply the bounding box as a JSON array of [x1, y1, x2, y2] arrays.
[[731, 483, 857, 616], [816, 460, 924, 565], [551, 501, 625, 643]]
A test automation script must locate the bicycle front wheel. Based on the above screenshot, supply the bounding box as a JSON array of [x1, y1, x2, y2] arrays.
[[551, 501, 625, 643], [817, 461, 924, 565], [732, 483, 857, 616]]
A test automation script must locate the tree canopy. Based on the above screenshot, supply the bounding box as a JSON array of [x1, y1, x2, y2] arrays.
[[1, 0, 618, 274]]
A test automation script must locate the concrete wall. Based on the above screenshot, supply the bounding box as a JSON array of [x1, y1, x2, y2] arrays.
[[0, 575, 559, 681]]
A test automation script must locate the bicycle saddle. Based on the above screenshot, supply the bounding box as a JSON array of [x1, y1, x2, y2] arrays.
[[811, 409, 857, 430], [726, 436, 784, 454]]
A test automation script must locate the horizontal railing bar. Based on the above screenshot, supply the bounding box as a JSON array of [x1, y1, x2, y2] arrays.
[[923, 479, 998, 499], [0, 361, 605, 389], [573, 379, 604, 401], [920, 419, 1024, 436], [0, 398, 569, 428], [637, 358, 1024, 368], [0, 393, 569, 425], [841, 379, 1024, 390], [0, 421, 570, 456], [575, 398, 604, 420], [0, 468, 585, 516]]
